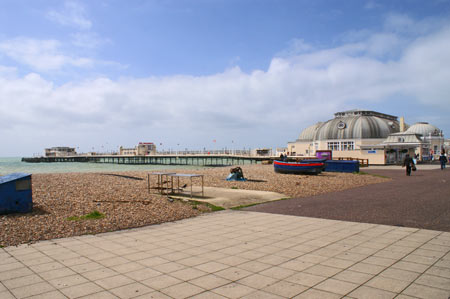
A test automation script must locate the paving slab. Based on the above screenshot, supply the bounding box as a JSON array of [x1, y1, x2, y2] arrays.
[[1, 211, 449, 298]]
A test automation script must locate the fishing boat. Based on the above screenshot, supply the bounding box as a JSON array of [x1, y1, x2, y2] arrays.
[[273, 160, 324, 175]]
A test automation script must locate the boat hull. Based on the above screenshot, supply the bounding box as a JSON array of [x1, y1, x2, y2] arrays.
[[273, 160, 324, 175]]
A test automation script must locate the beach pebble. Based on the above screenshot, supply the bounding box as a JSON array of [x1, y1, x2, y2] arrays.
[[0, 164, 387, 247]]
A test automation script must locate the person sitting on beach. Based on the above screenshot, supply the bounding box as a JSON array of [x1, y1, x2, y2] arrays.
[[226, 167, 246, 181]]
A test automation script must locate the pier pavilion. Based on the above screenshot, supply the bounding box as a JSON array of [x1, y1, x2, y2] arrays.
[[287, 109, 445, 165]]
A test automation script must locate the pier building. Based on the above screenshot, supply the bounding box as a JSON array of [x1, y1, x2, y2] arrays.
[[45, 147, 76, 157], [287, 109, 445, 164], [119, 142, 157, 156]]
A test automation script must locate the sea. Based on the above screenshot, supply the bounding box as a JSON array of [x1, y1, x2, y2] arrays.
[[0, 157, 201, 175]]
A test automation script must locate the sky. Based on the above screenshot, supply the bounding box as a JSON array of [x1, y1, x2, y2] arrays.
[[1, 0, 450, 156]]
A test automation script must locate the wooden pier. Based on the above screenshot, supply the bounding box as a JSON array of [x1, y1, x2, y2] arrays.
[[21, 155, 271, 166]]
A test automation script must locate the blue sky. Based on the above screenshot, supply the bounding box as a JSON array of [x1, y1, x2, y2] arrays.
[[1, 0, 449, 156]]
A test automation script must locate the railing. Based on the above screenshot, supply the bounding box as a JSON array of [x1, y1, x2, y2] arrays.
[[22, 154, 269, 166], [43, 149, 257, 157], [156, 150, 253, 156]]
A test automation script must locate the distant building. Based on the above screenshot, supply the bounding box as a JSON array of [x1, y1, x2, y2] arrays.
[[287, 109, 445, 165], [45, 147, 76, 157], [444, 139, 450, 153], [381, 122, 445, 162], [275, 147, 287, 156], [251, 148, 272, 157], [119, 142, 157, 156], [119, 147, 137, 155]]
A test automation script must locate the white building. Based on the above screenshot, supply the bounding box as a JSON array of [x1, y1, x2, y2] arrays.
[[287, 109, 445, 165], [119, 142, 157, 156], [251, 148, 273, 157], [45, 147, 77, 157], [381, 122, 445, 162]]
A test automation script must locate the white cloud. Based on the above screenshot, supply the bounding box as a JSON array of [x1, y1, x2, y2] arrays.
[[276, 38, 315, 57], [0, 37, 124, 72], [71, 32, 111, 49], [384, 13, 448, 36], [46, 1, 92, 30], [0, 65, 17, 78], [364, 1, 382, 10], [400, 26, 450, 103], [0, 37, 94, 71], [384, 13, 415, 32], [1, 15, 450, 155], [365, 33, 403, 57]]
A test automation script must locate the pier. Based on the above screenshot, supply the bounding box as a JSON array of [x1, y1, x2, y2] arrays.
[[21, 154, 272, 166]]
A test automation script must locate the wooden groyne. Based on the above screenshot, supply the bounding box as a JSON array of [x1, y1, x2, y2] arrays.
[[21, 155, 272, 166]]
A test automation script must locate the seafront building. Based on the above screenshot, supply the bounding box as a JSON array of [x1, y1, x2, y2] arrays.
[[251, 148, 273, 156], [44, 147, 76, 157], [119, 142, 157, 156], [287, 109, 445, 165]]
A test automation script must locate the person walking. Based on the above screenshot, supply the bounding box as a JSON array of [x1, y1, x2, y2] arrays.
[[403, 154, 414, 176], [439, 153, 448, 170]]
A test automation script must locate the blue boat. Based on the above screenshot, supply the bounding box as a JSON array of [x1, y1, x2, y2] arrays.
[[273, 160, 324, 175], [298, 158, 327, 165], [322, 160, 360, 173]]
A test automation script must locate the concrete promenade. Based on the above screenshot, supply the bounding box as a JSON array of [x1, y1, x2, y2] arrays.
[[1, 211, 449, 299]]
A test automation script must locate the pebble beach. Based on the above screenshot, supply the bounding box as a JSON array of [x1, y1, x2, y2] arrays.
[[0, 165, 389, 247]]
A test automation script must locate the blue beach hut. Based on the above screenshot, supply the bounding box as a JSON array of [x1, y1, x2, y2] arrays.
[[0, 173, 33, 214]]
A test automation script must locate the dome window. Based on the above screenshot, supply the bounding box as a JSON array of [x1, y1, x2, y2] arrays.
[[337, 121, 346, 129]]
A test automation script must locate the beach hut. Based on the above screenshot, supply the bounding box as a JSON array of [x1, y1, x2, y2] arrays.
[[0, 173, 33, 214]]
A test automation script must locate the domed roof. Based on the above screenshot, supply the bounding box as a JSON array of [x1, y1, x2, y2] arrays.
[[405, 122, 441, 136], [298, 122, 322, 140], [314, 110, 399, 140]]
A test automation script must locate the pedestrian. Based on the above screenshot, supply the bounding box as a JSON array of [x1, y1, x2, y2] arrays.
[[403, 154, 414, 176], [439, 153, 448, 170]]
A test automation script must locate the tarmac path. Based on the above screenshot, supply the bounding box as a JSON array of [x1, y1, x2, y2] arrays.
[[244, 167, 450, 232]]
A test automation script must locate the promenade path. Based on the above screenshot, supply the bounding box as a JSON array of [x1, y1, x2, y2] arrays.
[[246, 165, 450, 232], [0, 210, 449, 298]]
